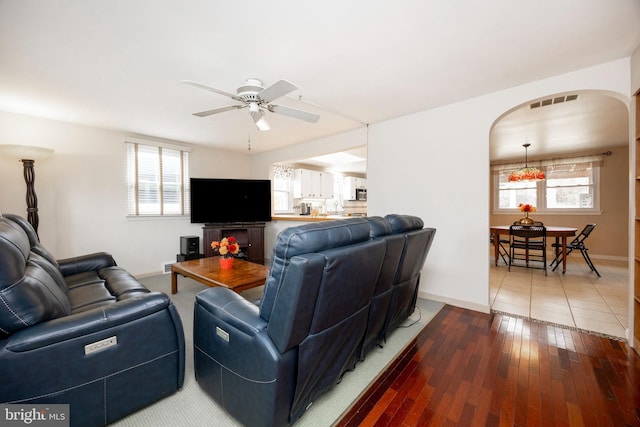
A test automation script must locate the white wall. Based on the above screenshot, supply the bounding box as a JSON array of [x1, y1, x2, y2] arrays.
[[367, 58, 631, 313], [632, 44, 640, 94], [629, 45, 640, 344], [0, 112, 251, 276]]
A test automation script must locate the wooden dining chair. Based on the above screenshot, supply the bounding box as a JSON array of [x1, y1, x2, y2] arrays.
[[508, 224, 547, 275], [549, 223, 600, 276]]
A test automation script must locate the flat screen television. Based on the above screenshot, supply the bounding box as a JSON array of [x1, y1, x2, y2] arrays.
[[190, 178, 272, 224]]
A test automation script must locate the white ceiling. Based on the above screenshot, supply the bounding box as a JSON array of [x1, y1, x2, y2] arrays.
[[490, 92, 630, 162], [0, 1, 639, 162], [294, 146, 368, 175]]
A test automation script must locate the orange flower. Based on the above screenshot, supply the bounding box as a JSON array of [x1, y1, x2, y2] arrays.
[[518, 203, 536, 213], [211, 237, 242, 259]]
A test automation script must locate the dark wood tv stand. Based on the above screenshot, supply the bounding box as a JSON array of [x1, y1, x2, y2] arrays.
[[202, 222, 266, 264]]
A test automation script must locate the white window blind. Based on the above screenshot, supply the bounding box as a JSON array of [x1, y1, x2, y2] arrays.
[[491, 154, 602, 212], [272, 164, 294, 213], [126, 141, 190, 216]]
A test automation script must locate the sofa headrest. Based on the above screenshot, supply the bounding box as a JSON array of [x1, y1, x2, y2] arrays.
[[384, 214, 424, 233], [2, 213, 60, 268], [0, 215, 71, 335], [0, 217, 30, 285], [366, 216, 392, 238], [2, 213, 39, 247], [271, 218, 370, 259]]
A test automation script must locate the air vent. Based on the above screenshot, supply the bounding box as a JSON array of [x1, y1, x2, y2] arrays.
[[162, 262, 173, 274], [530, 94, 578, 109]]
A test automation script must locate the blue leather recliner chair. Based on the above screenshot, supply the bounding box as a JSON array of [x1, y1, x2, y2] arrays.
[[194, 215, 435, 426]]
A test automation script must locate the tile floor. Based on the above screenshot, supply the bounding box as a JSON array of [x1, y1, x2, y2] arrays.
[[490, 252, 629, 339]]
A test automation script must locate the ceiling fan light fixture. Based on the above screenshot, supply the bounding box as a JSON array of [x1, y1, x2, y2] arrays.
[[248, 102, 260, 114], [508, 143, 545, 182], [255, 117, 270, 131], [249, 102, 270, 131]]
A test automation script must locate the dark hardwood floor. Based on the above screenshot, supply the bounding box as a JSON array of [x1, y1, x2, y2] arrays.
[[336, 305, 640, 426]]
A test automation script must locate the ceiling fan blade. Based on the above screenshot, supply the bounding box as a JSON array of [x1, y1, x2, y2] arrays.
[[258, 80, 298, 103], [182, 80, 245, 103], [193, 105, 245, 117], [268, 104, 320, 123]]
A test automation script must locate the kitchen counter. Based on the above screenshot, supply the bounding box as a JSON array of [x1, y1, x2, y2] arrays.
[[272, 215, 366, 222]]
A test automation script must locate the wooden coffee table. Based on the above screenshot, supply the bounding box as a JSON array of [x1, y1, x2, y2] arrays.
[[171, 256, 269, 294]]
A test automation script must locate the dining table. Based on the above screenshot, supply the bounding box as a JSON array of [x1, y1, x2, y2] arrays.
[[490, 225, 577, 273]]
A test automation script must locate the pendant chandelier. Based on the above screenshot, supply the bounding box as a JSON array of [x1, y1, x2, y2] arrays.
[[508, 143, 545, 182]]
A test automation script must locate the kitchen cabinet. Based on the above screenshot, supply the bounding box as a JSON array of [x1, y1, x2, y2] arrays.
[[320, 172, 334, 198], [293, 168, 334, 198], [343, 176, 367, 200]]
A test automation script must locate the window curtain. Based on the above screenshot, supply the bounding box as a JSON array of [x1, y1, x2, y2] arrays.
[[490, 153, 605, 174], [272, 164, 294, 180]]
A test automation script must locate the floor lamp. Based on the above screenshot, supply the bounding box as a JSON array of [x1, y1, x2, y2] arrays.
[[0, 145, 54, 236]]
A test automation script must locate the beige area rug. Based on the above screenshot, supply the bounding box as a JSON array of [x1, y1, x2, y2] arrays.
[[112, 274, 443, 426]]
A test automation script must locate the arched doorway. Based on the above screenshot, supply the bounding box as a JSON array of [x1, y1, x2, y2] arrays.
[[488, 91, 629, 338]]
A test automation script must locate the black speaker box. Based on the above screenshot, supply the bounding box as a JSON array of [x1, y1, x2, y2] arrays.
[[176, 253, 204, 262], [180, 235, 199, 255]]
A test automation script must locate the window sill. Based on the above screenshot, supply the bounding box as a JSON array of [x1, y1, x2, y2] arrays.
[[492, 210, 602, 215], [126, 215, 190, 221]]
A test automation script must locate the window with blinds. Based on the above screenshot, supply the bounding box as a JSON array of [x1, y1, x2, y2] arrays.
[[492, 155, 602, 213], [272, 164, 294, 213], [126, 141, 190, 216]]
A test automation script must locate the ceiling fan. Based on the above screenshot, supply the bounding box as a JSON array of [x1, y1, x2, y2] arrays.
[[182, 78, 320, 131]]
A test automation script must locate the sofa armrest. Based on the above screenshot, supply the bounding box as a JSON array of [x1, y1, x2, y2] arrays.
[[1, 290, 185, 421], [57, 252, 117, 277], [6, 292, 171, 352], [194, 287, 295, 427], [194, 287, 282, 384], [195, 287, 267, 336]]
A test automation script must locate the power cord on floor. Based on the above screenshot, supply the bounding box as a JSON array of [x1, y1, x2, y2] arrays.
[[374, 305, 424, 350], [398, 304, 422, 328]]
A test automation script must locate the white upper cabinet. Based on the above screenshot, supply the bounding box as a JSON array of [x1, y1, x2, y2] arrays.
[[343, 176, 367, 200], [293, 169, 334, 199]]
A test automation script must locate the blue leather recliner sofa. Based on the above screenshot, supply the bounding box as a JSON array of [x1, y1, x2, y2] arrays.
[[0, 213, 185, 427], [193, 215, 435, 426]]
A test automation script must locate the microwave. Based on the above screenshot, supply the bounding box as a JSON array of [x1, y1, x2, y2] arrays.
[[356, 188, 367, 201]]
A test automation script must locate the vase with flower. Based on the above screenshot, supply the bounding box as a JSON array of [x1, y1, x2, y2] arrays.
[[211, 236, 241, 269], [518, 203, 536, 225]]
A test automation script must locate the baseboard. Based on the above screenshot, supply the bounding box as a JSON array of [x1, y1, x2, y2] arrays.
[[418, 290, 490, 314], [135, 271, 166, 279], [589, 254, 628, 262], [545, 251, 625, 262]]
